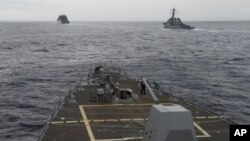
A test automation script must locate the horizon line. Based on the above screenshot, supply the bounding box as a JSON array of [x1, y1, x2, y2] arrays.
[[1, 20, 250, 23]]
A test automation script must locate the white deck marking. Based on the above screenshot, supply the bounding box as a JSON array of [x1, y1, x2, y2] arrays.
[[208, 116, 220, 119], [78, 104, 212, 140], [81, 103, 173, 108], [79, 106, 96, 141], [106, 119, 118, 122], [193, 116, 220, 119], [120, 119, 131, 122], [195, 117, 207, 119], [50, 121, 64, 124], [95, 137, 143, 141], [66, 121, 78, 124], [132, 118, 145, 121], [194, 122, 211, 138], [50, 118, 146, 124], [50, 120, 87, 124], [93, 119, 105, 122]]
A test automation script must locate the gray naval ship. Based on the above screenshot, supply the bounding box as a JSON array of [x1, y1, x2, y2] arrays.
[[57, 15, 70, 24], [37, 65, 234, 141], [163, 8, 195, 30]]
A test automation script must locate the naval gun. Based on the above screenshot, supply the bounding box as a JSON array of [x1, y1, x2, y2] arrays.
[[142, 78, 197, 141]]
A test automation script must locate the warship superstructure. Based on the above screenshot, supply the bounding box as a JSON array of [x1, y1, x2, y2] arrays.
[[163, 8, 195, 30], [38, 65, 234, 141], [57, 15, 70, 24]]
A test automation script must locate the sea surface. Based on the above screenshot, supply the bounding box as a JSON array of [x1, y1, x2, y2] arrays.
[[0, 21, 250, 141]]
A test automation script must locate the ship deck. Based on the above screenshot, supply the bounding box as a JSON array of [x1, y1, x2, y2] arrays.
[[40, 70, 231, 141]]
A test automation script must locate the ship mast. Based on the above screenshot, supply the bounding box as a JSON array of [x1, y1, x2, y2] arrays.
[[171, 8, 176, 18]]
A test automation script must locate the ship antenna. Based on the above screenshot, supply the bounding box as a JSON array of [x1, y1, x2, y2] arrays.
[[172, 8, 176, 18]]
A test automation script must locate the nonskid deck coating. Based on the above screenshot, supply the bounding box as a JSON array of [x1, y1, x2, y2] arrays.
[[41, 71, 231, 141]]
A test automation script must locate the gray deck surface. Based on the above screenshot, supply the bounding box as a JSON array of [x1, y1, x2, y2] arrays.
[[41, 70, 231, 141]]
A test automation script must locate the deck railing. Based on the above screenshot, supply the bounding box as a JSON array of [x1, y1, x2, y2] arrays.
[[36, 74, 84, 141], [142, 78, 160, 104], [100, 65, 238, 124]]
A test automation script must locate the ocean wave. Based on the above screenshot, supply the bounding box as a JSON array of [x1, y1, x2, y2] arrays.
[[30, 41, 40, 45], [1, 21, 250, 141], [32, 48, 50, 52]]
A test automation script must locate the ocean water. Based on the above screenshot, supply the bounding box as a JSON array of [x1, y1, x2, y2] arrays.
[[0, 21, 250, 141]]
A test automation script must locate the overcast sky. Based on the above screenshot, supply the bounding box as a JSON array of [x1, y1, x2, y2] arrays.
[[0, 0, 249, 21]]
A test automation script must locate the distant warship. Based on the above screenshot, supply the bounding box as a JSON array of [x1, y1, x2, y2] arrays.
[[163, 8, 194, 30], [57, 15, 70, 24]]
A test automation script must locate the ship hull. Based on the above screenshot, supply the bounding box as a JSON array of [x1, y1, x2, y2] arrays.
[[163, 23, 195, 30]]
